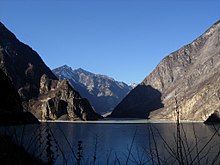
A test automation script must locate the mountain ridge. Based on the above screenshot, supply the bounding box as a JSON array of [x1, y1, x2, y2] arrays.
[[53, 65, 133, 114], [0, 22, 101, 121], [110, 20, 220, 122]]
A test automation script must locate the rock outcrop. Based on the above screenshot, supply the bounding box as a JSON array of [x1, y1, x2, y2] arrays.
[[0, 22, 101, 121], [53, 65, 132, 114], [111, 20, 220, 121], [0, 69, 38, 125], [30, 75, 101, 120]]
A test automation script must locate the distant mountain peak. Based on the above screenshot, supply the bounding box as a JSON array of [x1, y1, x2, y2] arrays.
[[128, 83, 138, 89], [75, 67, 93, 75], [63, 64, 71, 68], [56, 64, 73, 70], [53, 66, 132, 114], [76, 67, 85, 71], [0, 22, 100, 121]]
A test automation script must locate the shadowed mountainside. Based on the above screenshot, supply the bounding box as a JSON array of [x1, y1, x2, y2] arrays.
[[0, 69, 38, 125], [0, 22, 101, 121], [53, 65, 133, 114], [110, 20, 220, 122], [110, 85, 163, 118], [30, 74, 102, 120]]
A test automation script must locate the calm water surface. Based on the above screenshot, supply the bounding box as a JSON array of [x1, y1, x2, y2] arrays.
[[1, 120, 220, 165]]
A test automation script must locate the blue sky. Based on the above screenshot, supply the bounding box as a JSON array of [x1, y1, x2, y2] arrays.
[[1, 0, 219, 83]]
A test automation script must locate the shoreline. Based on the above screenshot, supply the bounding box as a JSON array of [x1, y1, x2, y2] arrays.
[[39, 119, 204, 124]]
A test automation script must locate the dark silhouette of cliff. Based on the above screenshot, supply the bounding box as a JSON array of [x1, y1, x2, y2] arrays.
[[110, 85, 164, 118]]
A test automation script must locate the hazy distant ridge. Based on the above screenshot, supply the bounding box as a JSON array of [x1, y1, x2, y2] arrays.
[[53, 65, 134, 114]]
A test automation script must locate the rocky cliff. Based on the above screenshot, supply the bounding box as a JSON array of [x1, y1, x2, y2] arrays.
[[30, 75, 101, 120], [0, 22, 101, 121], [0, 22, 57, 102], [111, 20, 220, 122], [53, 65, 132, 114], [0, 69, 38, 125]]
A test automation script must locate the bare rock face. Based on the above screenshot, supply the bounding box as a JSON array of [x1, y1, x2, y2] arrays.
[[111, 20, 220, 121], [0, 22, 101, 121], [30, 75, 102, 120], [0, 22, 57, 107], [53, 65, 132, 114]]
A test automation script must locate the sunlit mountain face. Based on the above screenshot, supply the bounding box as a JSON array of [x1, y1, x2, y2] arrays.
[[110, 20, 220, 122], [53, 65, 134, 114]]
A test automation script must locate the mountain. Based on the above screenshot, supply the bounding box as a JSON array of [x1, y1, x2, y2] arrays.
[[53, 65, 132, 114], [0, 22, 101, 121], [30, 74, 102, 120], [0, 69, 38, 125], [0, 69, 23, 113], [128, 83, 137, 89], [110, 20, 220, 122]]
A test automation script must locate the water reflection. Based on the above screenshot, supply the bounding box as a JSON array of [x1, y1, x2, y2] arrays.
[[1, 122, 220, 164]]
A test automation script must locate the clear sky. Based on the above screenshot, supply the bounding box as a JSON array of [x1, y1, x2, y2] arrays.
[[0, 0, 219, 83]]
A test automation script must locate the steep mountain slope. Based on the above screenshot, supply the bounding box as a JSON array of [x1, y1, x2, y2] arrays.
[[53, 65, 132, 114], [0, 22, 101, 120], [0, 69, 23, 113], [30, 74, 101, 120], [0, 69, 38, 125], [111, 20, 220, 121], [0, 22, 57, 102]]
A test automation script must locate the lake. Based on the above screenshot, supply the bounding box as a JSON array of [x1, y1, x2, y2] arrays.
[[1, 120, 220, 165]]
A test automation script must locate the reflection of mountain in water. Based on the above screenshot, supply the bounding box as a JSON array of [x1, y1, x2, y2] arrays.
[[3, 122, 219, 164]]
